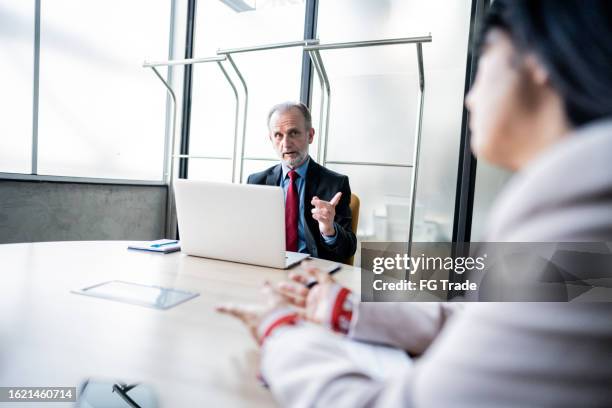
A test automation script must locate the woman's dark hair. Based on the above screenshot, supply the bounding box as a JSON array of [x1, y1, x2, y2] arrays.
[[479, 0, 612, 126]]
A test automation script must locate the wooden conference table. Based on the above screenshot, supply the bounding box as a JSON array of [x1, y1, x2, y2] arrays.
[[0, 241, 361, 407]]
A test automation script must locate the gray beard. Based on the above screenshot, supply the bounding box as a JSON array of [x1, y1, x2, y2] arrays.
[[284, 151, 308, 168]]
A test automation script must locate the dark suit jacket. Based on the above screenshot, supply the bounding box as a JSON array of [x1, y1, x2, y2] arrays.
[[247, 158, 357, 262]]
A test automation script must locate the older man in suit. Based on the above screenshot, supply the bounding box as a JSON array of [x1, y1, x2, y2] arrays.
[[247, 102, 356, 263]]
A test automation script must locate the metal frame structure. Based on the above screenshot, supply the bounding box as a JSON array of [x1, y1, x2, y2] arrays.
[[179, 0, 197, 181], [216, 39, 320, 183], [0, 173, 166, 186], [452, 0, 490, 245], [145, 34, 432, 246], [31, 0, 41, 175], [146, 40, 323, 187], [143, 56, 240, 237], [449, 0, 491, 299], [300, 0, 319, 106], [304, 35, 431, 251]]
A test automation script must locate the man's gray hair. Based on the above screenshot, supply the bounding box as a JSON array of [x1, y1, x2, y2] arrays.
[[267, 101, 312, 131]]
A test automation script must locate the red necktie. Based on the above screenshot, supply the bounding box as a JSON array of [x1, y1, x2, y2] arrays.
[[285, 170, 299, 252]]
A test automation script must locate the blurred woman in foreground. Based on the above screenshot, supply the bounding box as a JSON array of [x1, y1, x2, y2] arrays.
[[218, 1, 612, 406]]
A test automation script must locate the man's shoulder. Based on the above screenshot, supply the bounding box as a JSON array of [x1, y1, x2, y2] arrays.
[[247, 163, 281, 185]]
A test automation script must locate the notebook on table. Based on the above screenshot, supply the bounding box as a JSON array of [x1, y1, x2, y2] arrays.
[[128, 239, 181, 254]]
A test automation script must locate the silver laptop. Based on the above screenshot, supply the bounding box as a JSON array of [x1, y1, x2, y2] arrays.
[[174, 179, 310, 269]]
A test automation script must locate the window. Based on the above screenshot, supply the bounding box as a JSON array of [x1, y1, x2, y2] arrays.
[[0, 1, 34, 174], [188, 0, 306, 182], [37, 0, 172, 180], [2, 0, 173, 181]]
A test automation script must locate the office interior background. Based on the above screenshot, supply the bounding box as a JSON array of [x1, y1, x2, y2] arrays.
[[0, 0, 507, 264]]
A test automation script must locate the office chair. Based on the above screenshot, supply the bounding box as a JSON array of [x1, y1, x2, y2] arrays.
[[346, 193, 360, 266]]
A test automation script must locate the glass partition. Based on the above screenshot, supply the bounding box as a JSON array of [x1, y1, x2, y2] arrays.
[[314, 0, 473, 264]]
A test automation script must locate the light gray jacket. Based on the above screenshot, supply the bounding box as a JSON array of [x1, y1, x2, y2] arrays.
[[260, 119, 612, 407]]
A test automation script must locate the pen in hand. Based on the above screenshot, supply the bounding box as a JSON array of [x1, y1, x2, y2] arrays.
[[305, 263, 342, 289]]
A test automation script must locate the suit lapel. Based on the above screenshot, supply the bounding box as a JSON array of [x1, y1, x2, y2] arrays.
[[303, 158, 321, 255], [304, 158, 321, 204], [266, 164, 283, 186]]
